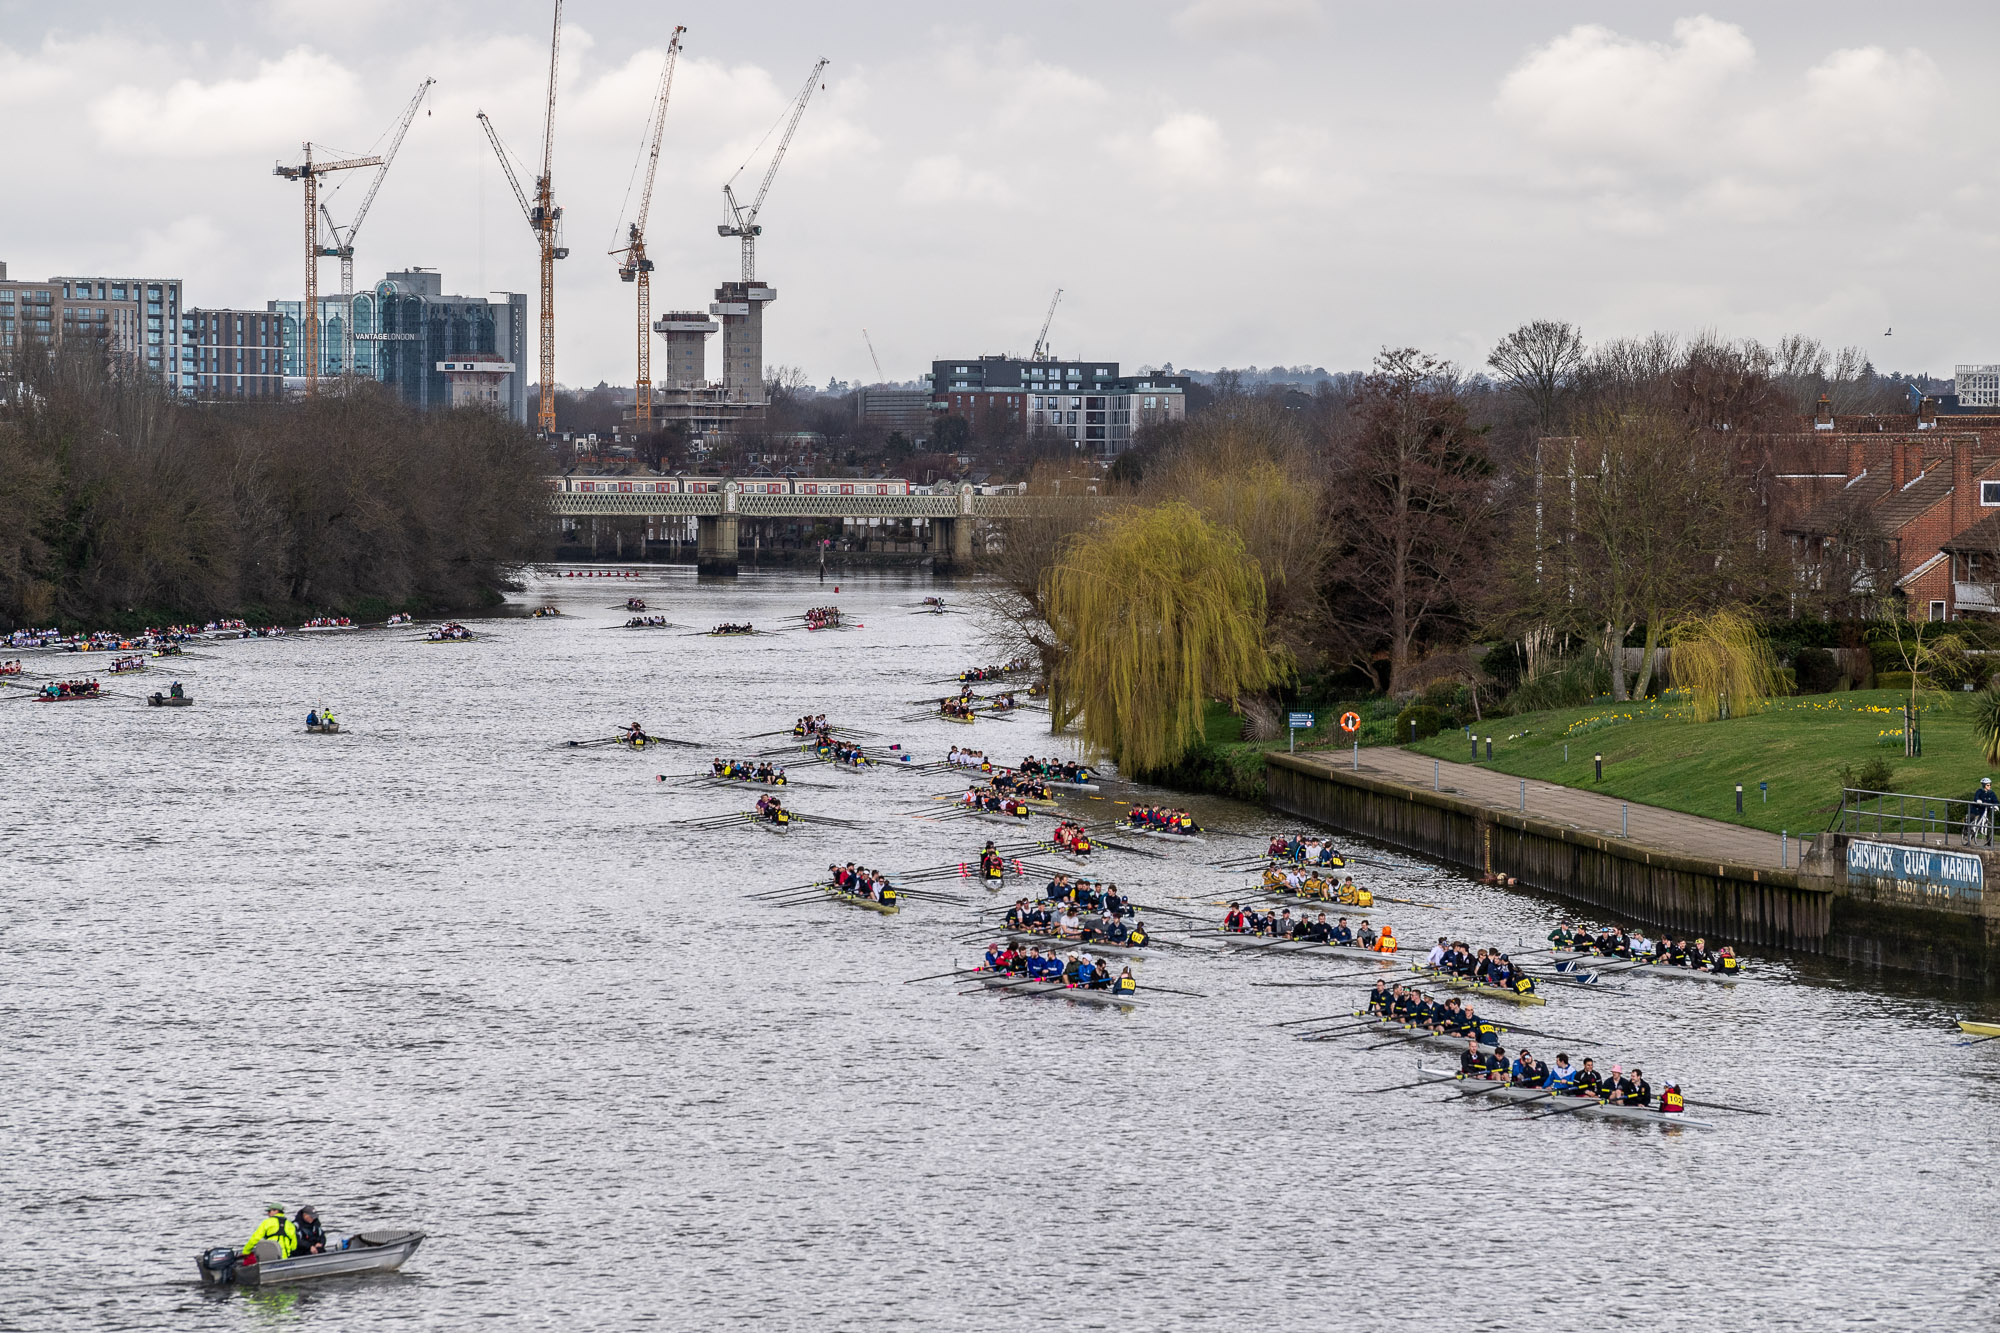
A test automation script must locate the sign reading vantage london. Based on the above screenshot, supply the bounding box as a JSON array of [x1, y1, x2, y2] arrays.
[[1846, 839, 1985, 902]]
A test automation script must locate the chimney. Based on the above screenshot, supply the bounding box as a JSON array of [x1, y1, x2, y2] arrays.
[[1919, 395, 1939, 428], [1846, 436, 1866, 480], [1815, 393, 1834, 430], [1892, 441, 1909, 491], [1956, 438, 1976, 533]]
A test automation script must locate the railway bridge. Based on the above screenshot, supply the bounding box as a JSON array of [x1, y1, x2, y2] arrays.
[[546, 478, 1101, 575]]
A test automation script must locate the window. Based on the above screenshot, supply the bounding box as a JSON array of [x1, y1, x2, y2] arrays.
[[1930, 600, 1947, 622], [1981, 480, 2000, 507], [1145, 396, 1158, 409]]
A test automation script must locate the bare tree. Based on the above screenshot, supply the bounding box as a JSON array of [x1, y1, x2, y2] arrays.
[[1487, 320, 1585, 434], [1324, 348, 1499, 695]]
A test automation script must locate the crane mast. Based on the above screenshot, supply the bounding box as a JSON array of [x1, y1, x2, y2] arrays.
[[274, 143, 381, 396], [614, 27, 685, 429], [319, 77, 434, 377], [719, 58, 829, 282], [862, 329, 884, 382]]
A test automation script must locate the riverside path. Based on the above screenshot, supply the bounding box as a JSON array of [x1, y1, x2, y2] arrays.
[[1299, 746, 1798, 869]]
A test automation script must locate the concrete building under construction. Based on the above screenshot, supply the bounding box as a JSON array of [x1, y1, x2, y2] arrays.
[[636, 280, 775, 439]]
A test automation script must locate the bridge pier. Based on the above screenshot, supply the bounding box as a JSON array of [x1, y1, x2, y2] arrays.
[[696, 513, 739, 578], [931, 516, 976, 576]]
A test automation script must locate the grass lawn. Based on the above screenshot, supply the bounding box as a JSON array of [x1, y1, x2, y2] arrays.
[[1379, 690, 1991, 836]]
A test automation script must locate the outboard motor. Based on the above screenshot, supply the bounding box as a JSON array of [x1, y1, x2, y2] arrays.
[[197, 1247, 241, 1285]]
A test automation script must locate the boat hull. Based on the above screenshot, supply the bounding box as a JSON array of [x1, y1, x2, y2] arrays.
[[1416, 1067, 1715, 1129], [1959, 1020, 2000, 1037], [822, 884, 898, 915], [1552, 950, 1743, 984], [147, 696, 194, 707], [198, 1231, 425, 1287], [1125, 826, 1204, 843], [1211, 934, 1398, 962], [968, 974, 1140, 1010], [999, 930, 1151, 959], [1411, 966, 1547, 1007]]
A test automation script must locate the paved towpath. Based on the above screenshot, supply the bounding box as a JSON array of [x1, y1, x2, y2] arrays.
[[1287, 746, 1803, 871]]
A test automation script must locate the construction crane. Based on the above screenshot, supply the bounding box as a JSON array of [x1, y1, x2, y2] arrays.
[[862, 328, 884, 382], [612, 27, 685, 429], [719, 58, 829, 282], [1031, 288, 1063, 361], [477, 0, 568, 433], [318, 76, 434, 379], [274, 144, 381, 396]]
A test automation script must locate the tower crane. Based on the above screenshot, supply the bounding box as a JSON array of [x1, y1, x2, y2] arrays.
[[862, 328, 884, 382], [719, 58, 829, 282], [1031, 288, 1063, 362], [478, 0, 568, 433], [318, 76, 434, 379], [612, 27, 685, 430], [274, 144, 381, 396]]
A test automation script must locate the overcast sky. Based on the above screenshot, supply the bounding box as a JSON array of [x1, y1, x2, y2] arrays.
[[1, 1, 1990, 388]]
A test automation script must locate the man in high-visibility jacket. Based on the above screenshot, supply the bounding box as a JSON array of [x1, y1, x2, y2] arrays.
[[242, 1205, 297, 1260]]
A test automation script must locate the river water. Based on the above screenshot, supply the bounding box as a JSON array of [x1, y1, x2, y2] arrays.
[[2, 567, 1993, 1331]]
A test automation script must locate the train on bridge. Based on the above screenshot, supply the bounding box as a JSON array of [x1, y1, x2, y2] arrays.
[[546, 476, 919, 498]]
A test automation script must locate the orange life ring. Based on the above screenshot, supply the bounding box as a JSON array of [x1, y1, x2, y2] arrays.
[[1339, 711, 1361, 733]]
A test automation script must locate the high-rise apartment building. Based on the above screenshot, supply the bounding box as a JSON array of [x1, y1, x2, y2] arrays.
[[0, 262, 153, 378], [49, 273, 186, 388], [185, 308, 287, 399]]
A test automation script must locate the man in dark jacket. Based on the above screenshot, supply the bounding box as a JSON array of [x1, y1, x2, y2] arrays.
[[293, 1205, 327, 1256]]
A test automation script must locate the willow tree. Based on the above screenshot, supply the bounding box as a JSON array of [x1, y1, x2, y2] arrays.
[[1043, 501, 1279, 772], [1666, 608, 1780, 722]]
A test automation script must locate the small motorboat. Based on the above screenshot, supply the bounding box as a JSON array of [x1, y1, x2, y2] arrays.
[[306, 720, 341, 734], [147, 692, 194, 707], [196, 1229, 425, 1287]]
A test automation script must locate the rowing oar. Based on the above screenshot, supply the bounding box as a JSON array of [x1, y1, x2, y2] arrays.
[[1682, 1097, 1771, 1116], [904, 967, 985, 984], [1531, 1096, 1606, 1120], [1269, 1010, 1370, 1027], [1440, 1080, 1516, 1103], [1363, 1029, 1452, 1051], [1358, 1074, 1460, 1094], [1955, 1034, 2000, 1047]]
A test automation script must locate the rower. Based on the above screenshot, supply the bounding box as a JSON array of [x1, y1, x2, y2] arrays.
[[1623, 1067, 1652, 1107], [1573, 1058, 1604, 1098], [1458, 1041, 1488, 1078], [1427, 936, 1448, 968], [984, 942, 1006, 971], [1355, 920, 1378, 950], [1547, 1053, 1577, 1090], [1367, 980, 1393, 1014], [1330, 917, 1353, 946]]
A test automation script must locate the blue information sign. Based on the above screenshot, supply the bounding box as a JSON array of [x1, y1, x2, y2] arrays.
[[1288, 713, 1314, 729]]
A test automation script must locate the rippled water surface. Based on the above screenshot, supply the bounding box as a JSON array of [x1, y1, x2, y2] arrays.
[[4, 568, 1996, 1331]]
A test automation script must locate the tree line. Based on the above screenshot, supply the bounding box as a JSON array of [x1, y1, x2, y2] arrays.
[[0, 343, 554, 630], [985, 323, 1920, 770]]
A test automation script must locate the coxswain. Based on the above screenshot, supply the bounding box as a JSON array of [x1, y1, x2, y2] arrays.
[[1659, 1082, 1685, 1115], [1115, 967, 1138, 996], [879, 883, 898, 908], [1126, 918, 1150, 948], [1375, 924, 1397, 953]]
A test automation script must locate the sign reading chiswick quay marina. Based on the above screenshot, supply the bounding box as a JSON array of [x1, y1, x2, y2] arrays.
[[1845, 840, 1984, 903]]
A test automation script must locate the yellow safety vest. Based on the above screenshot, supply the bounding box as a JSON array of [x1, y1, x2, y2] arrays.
[[241, 1216, 296, 1259]]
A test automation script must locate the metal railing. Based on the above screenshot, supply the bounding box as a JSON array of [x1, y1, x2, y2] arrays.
[[1832, 787, 1997, 847]]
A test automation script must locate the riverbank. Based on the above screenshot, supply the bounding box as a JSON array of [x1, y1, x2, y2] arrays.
[[1265, 747, 2000, 983], [1401, 690, 1971, 835]]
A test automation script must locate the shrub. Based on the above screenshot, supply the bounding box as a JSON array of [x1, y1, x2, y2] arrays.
[[1510, 652, 1608, 713], [1839, 756, 1897, 794], [1392, 703, 1446, 743], [1793, 646, 1840, 694], [1876, 671, 1917, 693]]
